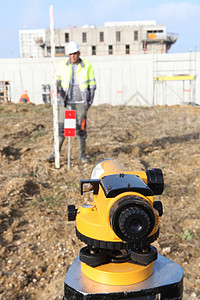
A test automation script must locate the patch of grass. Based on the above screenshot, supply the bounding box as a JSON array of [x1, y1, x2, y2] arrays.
[[40, 196, 55, 206], [161, 186, 169, 196], [33, 131, 45, 140], [67, 181, 78, 190], [28, 104, 52, 114], [138, 106, 151, 110], [1, 112, 24, 119], [22, 173, 29, 178], [30, 194, 63, 209], [0, 105, 6, 111], [24, 138, 32, 143], [183, 273, 190, 279], [183, 229, 194, 241], [30, 171, 38, 178]]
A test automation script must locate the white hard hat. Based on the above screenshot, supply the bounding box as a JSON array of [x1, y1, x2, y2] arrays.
[[67, 41, 80, 55]]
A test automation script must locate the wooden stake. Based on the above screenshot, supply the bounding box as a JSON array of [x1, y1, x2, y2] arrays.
[[49, 4, 60, 169]]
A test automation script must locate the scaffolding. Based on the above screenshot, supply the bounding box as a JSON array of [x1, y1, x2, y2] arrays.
[[0, 81, 11, 102], [153, 52, 197, 105]]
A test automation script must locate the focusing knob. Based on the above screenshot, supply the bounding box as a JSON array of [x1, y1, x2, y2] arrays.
[[153, 201, 163, 216], [68, 205, 77, 221], [146, 168, 164, 195]]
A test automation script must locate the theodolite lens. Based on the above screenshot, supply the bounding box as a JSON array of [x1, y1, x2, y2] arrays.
[[129, 219, 143, 232], [110, 196, 155, 242], [118, 206, 152, 240]]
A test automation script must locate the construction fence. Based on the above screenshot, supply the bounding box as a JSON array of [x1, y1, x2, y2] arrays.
[[0, 52, 199, 106]]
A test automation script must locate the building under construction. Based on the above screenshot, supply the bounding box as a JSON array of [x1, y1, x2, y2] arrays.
[[19, 20, 178, 58]]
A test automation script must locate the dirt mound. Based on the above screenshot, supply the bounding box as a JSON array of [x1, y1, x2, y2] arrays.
[[0, 102, 200, 299]]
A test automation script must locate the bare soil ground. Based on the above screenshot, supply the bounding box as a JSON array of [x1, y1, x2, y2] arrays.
[[0, 102, 200, 299]]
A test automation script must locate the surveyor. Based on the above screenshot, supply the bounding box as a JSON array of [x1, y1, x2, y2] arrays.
[[18, 90, 30, 103], [46, 41, 96, 163]]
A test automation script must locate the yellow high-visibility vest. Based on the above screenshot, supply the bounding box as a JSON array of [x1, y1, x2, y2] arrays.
[[56, 59, 96, 92]]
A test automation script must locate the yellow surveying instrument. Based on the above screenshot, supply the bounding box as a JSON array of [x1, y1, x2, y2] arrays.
[[63, 159, 183, 299]]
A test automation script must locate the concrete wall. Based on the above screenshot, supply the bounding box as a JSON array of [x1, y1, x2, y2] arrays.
[[0, 52, 199, 106]]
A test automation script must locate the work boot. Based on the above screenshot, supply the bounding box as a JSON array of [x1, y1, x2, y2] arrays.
[[78, 136, 89, 163], [45, 136, 65, 162], [45, 153, 55, 162]]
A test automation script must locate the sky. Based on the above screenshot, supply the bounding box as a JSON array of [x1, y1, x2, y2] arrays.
[[0, 0, 200, 58]]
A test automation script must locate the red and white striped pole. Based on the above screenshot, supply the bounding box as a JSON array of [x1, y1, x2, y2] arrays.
[[64, 110, 76, 170], [49, 4, 60, 169]]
